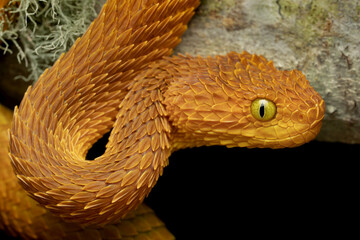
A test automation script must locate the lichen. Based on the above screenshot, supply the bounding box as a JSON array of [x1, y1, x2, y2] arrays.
[[277, 0, 340, 45], [0, 0, 103, 82]]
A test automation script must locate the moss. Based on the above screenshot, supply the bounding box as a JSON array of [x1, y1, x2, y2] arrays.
[[0, 0, 102, 82]]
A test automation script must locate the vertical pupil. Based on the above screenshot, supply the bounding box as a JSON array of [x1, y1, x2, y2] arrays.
[[259, 103, 265, 118]]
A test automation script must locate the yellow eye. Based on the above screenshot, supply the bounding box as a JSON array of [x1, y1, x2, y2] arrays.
[[251, 99, 276, 121]]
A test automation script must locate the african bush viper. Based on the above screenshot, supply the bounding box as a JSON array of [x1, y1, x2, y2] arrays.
[[1, 0, 324, 239]]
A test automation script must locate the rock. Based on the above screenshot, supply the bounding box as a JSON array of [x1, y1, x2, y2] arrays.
[[175, 0, 360, 144]]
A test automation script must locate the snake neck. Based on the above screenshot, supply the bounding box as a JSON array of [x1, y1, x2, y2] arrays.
[[137, 54, 252, 151]]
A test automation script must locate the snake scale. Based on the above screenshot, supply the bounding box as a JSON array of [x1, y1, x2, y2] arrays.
[[0, 0, 325, 239]]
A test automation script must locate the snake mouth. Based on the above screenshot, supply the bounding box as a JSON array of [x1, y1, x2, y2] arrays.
[[254, 131, 319, 149], [310, 118, 323, 130], [246, 119, 323, 149]]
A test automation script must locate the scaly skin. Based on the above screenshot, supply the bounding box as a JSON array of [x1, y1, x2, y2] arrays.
[[1, 0, 324, 239]]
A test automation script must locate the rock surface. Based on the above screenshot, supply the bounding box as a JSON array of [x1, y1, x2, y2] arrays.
[[175, 0, 360, 144]]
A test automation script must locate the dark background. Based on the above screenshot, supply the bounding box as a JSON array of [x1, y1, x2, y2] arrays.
[[144, 142, 357, 239]]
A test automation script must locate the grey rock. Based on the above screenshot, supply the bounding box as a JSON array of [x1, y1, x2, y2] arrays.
[[175, 0, 360, 144]]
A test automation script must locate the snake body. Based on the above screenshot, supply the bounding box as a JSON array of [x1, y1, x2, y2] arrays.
[[1, 0, 325, 239]]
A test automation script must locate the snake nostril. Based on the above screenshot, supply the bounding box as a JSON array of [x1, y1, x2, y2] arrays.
[[291, 110, 307, 123]]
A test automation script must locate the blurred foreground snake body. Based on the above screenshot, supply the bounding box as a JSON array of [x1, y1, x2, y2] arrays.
[[0, 0, 325, 239]]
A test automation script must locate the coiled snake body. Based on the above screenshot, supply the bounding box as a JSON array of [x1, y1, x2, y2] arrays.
[[0, 0, 325, 239]]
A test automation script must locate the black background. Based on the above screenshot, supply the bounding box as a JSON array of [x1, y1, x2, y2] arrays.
[[144, 142, 357, 239]]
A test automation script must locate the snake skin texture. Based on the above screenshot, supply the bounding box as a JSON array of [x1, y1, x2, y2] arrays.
[[1, 0, 324, 239]]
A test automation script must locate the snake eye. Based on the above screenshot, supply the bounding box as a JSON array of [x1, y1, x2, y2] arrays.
[[251, 99, 276, 121]]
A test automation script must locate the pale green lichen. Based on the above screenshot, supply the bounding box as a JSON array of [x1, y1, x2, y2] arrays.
[[277, 0, 340, 45], [1, 0, 103, 82]]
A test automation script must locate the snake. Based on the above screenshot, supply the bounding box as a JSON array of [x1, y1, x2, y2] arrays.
[[0, 0, 325, 239]]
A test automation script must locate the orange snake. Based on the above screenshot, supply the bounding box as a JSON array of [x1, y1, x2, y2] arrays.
[[0, 0, 325, 239]]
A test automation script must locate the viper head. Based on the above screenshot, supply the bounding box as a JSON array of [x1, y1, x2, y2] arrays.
[[163, 51, 325, 149]]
